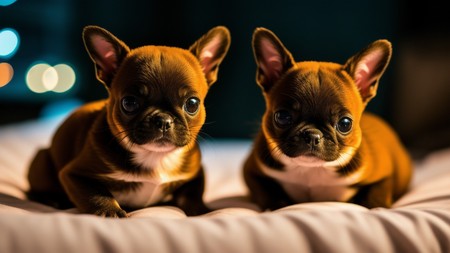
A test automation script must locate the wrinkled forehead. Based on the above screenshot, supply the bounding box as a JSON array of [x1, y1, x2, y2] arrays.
[[112, 46, 208, 97], [271, 62, 361, 112]]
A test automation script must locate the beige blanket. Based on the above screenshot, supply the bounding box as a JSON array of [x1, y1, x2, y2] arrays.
[[0, 116, 449, 253]]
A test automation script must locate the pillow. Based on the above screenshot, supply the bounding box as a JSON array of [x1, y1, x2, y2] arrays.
[[0, 117, 449, 253]]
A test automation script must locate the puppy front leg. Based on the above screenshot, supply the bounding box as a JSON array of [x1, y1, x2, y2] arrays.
[[245, 172, 294, 211], [244, 158, 293, 211], [171, 168, 210, 216], [59, 166, 127, 218], [27, 149, 73, 209], [356, 178, 393, 208]]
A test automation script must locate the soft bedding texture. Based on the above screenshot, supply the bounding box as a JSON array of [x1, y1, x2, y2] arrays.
[[0, 116, 449, 253]]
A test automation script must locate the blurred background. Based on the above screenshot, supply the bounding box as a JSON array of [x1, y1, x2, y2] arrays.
[[1, 0, 449, 157]]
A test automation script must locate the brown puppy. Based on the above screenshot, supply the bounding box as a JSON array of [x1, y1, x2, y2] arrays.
[[27, 25, 231, 217], [243, 27, 412, 211]]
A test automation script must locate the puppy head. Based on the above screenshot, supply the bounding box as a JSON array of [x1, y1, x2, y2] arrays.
[[252, 27, 391, 167], [82, 26, 231, 153]]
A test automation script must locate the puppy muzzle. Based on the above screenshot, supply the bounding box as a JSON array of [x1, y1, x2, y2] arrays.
[[150, 113, 174, 133], [301, 129, 323, 147]]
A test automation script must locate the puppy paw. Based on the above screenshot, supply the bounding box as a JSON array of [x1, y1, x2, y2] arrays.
[[259, 199, 292, 211], [184, 204, 211, 216], [93, 207, 128, 218]]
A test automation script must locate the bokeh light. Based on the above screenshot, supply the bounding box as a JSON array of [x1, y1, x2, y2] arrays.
[[0, 62, 14, 87], [0, 0, 16, 6], [53, 64, 76, 93], [0, 28, 20, 59], [26, 63, 52, 93], [42, 66, 58, 91], [26, 63, 76, 93]]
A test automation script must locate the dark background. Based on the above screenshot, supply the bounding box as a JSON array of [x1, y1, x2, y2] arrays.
[[1, 0, 450, 157]]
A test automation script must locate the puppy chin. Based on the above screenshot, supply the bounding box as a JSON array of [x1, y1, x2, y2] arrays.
[[286, 147, 357, 169], [269, 138, 356, 169], [137, 143, 177, 153], [122, 137, 178, 153], [284, 155, 326, 168], [282, 152, 356, 171], [267, 136, 326, 168]]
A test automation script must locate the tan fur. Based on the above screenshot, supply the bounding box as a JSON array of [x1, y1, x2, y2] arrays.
[[243, 27, 412, 210], [27, 26, 231, 217]]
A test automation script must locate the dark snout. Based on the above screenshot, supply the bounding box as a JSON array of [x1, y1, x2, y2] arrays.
[[280, 127, 328, 157], [290, 128, 323, 147], [277, 122, 340, 161], [150, 113, 174, 133], [301, 129, 323, 147]]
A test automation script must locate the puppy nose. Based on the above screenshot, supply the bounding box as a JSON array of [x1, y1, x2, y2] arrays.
[[153, 114, 173, 132], [302, 130, 322, 146]]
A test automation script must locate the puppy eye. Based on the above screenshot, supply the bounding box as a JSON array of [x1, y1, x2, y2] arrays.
[[274, 110, 293, 127], [336, 117, 352, 134], [184, 97, 200, 115], [121, 96, 140, 114]]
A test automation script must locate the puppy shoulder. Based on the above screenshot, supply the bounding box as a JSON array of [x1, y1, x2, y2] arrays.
[[360, 112, 410, 171], [54, 100, 106, 131], [360, 112, 398, 140], [51, 100, 107, 147]]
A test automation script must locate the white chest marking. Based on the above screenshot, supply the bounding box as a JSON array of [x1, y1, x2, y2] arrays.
[[105, 143, 189, 208], [259, 151, 363, 203]]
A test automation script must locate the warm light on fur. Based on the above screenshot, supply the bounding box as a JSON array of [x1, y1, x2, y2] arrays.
[[27, 25, 231, 218], [243, 27, 412, 210]]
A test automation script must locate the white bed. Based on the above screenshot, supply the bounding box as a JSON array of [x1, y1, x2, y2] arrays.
[[0, 115, 449, 253]]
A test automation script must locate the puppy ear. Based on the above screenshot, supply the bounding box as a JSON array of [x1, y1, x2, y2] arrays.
[[344, 40, 392, 105], [189, 26, 231, 86], [252, 27, 295, 92], [82, 26, 130, 87]]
